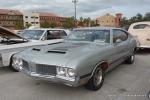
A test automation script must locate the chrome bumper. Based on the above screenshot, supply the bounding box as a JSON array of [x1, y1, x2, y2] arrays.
[[21, 69, 82, 87], [138, 45, 150, 48]]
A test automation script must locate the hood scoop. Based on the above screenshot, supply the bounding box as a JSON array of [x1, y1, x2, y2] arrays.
[[47, 50, 66, 54], [32, 48, 41, 51], [47, 48, 68, 54]]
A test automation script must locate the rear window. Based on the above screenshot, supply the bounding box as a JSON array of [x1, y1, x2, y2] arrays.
[[133, 24, 150, 29]]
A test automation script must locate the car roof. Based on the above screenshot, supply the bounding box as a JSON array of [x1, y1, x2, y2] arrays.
[[25, 28, 67, 31], [74, 27, 122, 30]]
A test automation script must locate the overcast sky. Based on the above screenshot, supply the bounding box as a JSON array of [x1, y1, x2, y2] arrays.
[[0, 0, 150, 19]]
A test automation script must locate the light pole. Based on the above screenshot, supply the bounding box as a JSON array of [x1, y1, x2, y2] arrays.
[[72, 0, 78, 27]]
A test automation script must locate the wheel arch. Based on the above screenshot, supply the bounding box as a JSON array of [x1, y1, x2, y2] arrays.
[[90, 60, 109, 78]]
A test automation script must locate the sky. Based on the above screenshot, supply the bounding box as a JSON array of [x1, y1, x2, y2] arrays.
[[0, 0, 150, 19]]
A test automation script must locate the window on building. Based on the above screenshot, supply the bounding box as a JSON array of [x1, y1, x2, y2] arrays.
[[25, 16, 28, 18]]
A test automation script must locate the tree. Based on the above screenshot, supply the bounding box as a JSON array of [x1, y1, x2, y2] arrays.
[[136, 13, 143, 21], [49, 22, 57, 28], [25, 23, 32, 28], [144, 12, 150, 21], [62, 17, 74, 29], [15, 22, 24, 30], [41, 21, 50, 28], [90, 20, 97, 27]]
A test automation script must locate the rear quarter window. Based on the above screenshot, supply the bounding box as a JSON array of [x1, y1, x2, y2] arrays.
[[133, 24, 150, 29]]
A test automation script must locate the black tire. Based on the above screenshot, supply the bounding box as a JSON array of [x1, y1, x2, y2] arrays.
[[85, 67, 105, 91], [9, 57, 19, 72], [147, 91, 150, 99], [125, 52, 135, 64]]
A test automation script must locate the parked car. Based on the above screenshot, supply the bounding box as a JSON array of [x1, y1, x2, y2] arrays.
[[19, 28, 70, 42], [128, 21, 150, 48], [12, 27, 136, 90], [0, 26, 65, 70]]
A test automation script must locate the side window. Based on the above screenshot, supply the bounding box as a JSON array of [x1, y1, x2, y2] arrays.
[[47, 30, 65, 40], [47, 31, 56, 40], [133, 24, 150, 29], [113, 30, 128, 43], [60, 31, 67, 37]]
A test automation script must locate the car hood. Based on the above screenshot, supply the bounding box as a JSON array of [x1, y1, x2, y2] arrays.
[[19, 41, 109, 68], [0, 26, 28, 41]]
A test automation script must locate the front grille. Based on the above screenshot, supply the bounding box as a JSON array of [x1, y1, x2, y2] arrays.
[[36, 64, 56, 76], [22, 60, 29, 71]]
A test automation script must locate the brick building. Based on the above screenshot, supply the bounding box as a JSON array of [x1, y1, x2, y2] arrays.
[[39, 12, 67, 27], [0, 9, 23, 29], [96, 13, 122, 27]]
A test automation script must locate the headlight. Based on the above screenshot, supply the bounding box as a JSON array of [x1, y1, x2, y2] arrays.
[[57, 67, 75, 78], [67, 68, 75, 77], [57, 67, 66, 76]]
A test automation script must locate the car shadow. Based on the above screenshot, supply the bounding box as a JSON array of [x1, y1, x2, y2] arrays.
[[136, 49, 150, 55], [0, 67, 14, 75]]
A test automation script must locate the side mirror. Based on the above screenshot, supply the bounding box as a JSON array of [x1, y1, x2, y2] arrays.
[[115, 39, 122, 43]]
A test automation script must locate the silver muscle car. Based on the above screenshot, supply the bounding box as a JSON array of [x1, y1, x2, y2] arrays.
[[12, 27, 137, 90], [0, 26, 65, 71]]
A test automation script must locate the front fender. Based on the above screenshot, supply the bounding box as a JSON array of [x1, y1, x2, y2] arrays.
[[1, 51, 19, 67]]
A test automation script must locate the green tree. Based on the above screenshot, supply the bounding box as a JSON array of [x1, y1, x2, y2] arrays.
[[144, 12, 150, 21], [15, 22, 24, 30], [41, 21, 50, 28], [49, 22, 57, 28], [25, 23, 32, 28], [62, 17, 74, 29]]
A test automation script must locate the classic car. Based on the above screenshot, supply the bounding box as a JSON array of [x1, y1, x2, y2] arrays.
[[0, 26, 64, 70], [12, 27, 136, 90], [128, 21, 150, 48], [19, 28, 70, 42]]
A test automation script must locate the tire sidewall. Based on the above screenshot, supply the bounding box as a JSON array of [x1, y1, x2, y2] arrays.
[[89, 67, 105, 90]]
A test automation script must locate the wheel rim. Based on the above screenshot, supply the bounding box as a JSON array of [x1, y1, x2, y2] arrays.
[[94, 68, 103, 86], [131, 54, 135, 62]]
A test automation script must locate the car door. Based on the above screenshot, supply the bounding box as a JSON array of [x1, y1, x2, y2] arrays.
[[113, 29, 130, 61]]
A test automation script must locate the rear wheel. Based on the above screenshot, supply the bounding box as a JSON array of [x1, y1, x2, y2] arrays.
[[85, 67, 105, 91], [125, 52, 135, 64]]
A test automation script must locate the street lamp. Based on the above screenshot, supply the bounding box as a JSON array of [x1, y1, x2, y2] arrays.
[[72, 0, 78, 27]]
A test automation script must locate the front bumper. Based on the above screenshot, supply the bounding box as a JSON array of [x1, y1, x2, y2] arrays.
[[20, 68, 86, 87], [138, 45, 150, 48]]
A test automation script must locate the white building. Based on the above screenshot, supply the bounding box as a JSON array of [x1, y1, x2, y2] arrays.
[[22, 11, 40, 28]]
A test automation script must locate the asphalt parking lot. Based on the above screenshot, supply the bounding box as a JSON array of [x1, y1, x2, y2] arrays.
[[0, 49, 150, 100]]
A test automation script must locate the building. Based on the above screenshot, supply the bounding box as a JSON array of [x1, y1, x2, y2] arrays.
[[96, 13, 122, 27], [22, 11, 40, 28], [0, 9, 23, 29], [39, 12, 67, 27]]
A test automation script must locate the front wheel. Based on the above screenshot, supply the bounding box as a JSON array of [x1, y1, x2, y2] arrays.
[[85, 67, 105, 91], [9, 57, 19, 72]]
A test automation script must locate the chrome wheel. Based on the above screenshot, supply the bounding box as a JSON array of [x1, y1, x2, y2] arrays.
[[85, 67, 105, 91], [131, 54, 135, 62], [94, 69, 103, 86]]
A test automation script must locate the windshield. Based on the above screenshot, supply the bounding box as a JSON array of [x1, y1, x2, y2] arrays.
[[21, 30, 44, 40], [66, 30, 110, 43]]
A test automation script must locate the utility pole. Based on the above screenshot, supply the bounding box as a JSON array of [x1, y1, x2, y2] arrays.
[[72, 0, 78, 28]]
